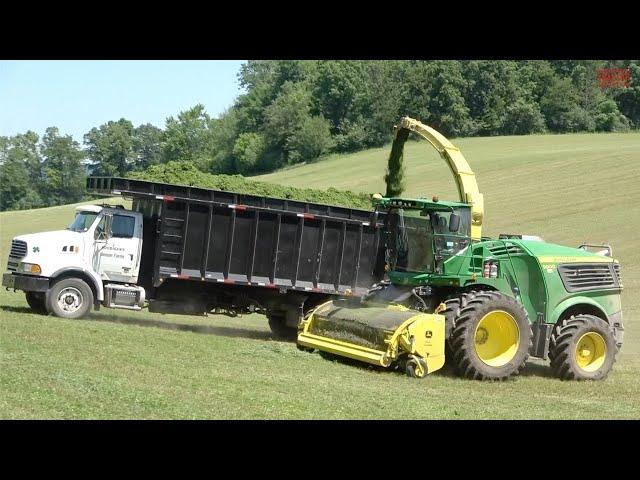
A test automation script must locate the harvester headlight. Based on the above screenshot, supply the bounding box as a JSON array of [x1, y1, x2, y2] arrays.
[[20, 263, 42, 275]]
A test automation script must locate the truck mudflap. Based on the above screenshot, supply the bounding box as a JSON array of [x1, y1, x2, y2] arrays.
[[2, 272, 49, 292]]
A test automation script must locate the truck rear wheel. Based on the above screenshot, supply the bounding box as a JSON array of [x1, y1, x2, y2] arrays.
[[449, 291, 532, 380], [25, 291, 48, 314], [267, 312, 297, 340], [548, 314, 618, 380], [46, 278, 94, 320]]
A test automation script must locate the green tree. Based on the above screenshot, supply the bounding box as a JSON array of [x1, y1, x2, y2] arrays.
[[209, 108, 242, 173], [162, 104, 215, 171], [84, 119, 135, 176], [41, 127, 86, 206], [0, 136, 39, 211], [232, 132, 267, 174], [611, 61, 640, 127], [540, 77, 591, 132], [263, 81, 313, 164], [133, 123, 164, 170], [287, 115, 335, 163], [11, 131, 42, 186], [502, 100, 547, 135], [462, 61, 525, 135], [594, 99, 630, 132], [312, 61, 370, 133]]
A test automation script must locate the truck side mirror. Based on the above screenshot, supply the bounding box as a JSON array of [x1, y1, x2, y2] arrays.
[[449, 213, 461, 232]]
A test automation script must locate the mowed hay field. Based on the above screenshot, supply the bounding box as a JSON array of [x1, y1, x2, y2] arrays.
[[2, 132, 640, 419]]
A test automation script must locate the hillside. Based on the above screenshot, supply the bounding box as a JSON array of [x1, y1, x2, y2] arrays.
[[1, 132, 640, 419]]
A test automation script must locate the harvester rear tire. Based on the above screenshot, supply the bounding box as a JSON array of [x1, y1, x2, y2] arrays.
[[449, 291, 532, 380], [25, 291, 48, 314], [548, 314, 618, 380], [267, 313, 297, 341]]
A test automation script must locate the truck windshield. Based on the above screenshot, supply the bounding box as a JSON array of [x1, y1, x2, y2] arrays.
[[383, 207, 471, 273], [68, 212, 98, 232]]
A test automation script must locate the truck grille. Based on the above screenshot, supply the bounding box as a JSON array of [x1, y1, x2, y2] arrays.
[[10, 239, 27, 259], [558, 263, 620, 292]]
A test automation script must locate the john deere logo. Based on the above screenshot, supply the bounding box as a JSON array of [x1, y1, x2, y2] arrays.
[[425, 330, 433, 339], [32, 246, 40, 253]]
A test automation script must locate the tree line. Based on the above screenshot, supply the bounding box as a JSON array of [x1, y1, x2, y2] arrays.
[[1, 60, 639, 211]]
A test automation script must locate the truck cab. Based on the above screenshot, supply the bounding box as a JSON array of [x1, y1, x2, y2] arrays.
[[3, 204, 146, 318]]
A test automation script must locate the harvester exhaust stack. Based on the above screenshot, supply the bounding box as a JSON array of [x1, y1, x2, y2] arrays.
[[298, 300, 446, 377]]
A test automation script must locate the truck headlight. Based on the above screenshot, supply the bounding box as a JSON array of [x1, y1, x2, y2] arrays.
[[20, 263, 41, 274]]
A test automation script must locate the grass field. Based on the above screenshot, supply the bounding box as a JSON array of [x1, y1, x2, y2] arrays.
[[2, 132, 640, 419]]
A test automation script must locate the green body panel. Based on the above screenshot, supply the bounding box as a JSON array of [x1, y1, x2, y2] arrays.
[[388, 236, 622, 326]]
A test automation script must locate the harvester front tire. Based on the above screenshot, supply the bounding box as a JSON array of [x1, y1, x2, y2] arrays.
[[450, 291, 532, 380], [25, 291, 48, 314], [267, 313, 297, 341], [442, 291, 478, 359], [548, 314, 618, 381]]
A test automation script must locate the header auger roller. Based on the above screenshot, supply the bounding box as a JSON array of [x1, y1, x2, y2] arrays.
[[297, 300, 446, 377]]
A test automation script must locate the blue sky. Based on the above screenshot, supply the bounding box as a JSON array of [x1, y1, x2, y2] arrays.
[[0, 60, 246, 143]]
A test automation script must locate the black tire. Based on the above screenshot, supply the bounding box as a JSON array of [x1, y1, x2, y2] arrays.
[[25, 291, 48, 314], [405, 356, 428, 378], [548, 314, 618, 380], [267, 312, 297, 340], [449, 291, 532, 380], [45, 278, 94, 319], [442, 291, 478, 349]]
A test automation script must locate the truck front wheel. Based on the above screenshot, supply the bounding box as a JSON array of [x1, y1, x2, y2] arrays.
[[25, 291, 48, 314], [46, 278, 94, 319]]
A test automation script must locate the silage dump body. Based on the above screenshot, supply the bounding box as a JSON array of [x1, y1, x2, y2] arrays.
[[86, 177, 386, 298]]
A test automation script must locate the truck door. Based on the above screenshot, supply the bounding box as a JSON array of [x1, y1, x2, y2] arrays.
[[94, 212, 143, 282]]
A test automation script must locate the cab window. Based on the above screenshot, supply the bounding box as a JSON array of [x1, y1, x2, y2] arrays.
[[111, 215, 135, 238]]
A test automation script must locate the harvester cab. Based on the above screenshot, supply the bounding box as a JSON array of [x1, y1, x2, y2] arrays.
[[298, 116, 624, 382]]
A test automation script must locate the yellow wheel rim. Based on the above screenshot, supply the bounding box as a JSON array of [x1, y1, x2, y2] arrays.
[[474, 310, 520, 367], [575, 332, 607, 372]]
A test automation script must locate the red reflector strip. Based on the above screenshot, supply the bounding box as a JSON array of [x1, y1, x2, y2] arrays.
[[312, 288, 321, 293], [229, 204, 247, 211], [155, 195, 175, 201], [171, 274, 189, 279], [223, 279, 235, 284], [266, 283, 277, 289], [297, 213, 315, 220]]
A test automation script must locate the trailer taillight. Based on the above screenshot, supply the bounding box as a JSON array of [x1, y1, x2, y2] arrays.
[[483, 261, 499, 278]]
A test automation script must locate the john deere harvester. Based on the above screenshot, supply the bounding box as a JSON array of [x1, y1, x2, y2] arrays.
[[298, 117, 624, 381]]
